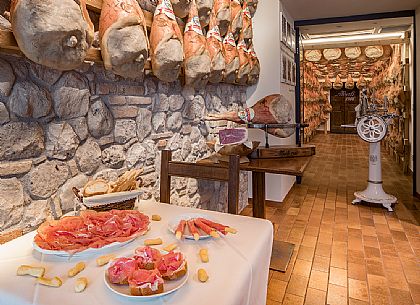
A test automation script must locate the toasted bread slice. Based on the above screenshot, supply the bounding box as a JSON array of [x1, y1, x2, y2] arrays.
[[130, 282, 164, 296], [83, 180, 109, 197]]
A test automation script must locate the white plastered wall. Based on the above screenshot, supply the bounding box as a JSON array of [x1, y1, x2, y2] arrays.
[[246, 0, 297, 202]]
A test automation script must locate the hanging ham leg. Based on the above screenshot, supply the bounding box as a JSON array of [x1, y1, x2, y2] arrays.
[[246, 0, 258, 17], [196, 0, 213, 27], [150, 0, 184, 82], [241, 1, 252, 41], [99, 0, 148, 79], [206, 94, 296, 138], [206, 13, 225, 83], [183, 0, 210, 88], [10, 0, 93, 70], [230, 0, 242, 40], [171, 0, 191, 18], [222, 31, 239, 84], [247, 43, 260, 85], [236, 38, 250, 85], [212, 0, 230, 36]]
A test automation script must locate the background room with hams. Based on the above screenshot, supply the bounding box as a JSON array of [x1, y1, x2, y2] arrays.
[[0, 0, 420, 304]]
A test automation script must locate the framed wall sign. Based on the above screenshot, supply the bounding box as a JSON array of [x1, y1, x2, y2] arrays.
[[287, 56, 292, 84], [281, 53, 288, 83], [286, 21, 292, 50], [281, 13, 288, 45]]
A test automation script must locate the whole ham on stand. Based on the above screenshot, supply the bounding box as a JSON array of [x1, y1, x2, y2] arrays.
[[150, 0, 184, 82], [206, 12, 225, 83], [183, 0, 211, 88], [10, 0, 94, 70], [99, 0, 149, 79], [206, 94, 306, 145]]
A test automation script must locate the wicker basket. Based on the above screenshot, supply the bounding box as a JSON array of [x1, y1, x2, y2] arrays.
[[72, 188, 141, 211]]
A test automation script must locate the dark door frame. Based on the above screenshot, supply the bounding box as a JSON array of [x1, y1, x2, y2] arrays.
[[294, 10, 418, 196]]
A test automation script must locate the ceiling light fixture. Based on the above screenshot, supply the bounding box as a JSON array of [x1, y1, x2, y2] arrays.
[[303, 32, 404, 46]]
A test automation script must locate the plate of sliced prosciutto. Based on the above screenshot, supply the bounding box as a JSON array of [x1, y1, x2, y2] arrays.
[[168, 213, 237, 240], [33, 210, 150, 256], [104, 246, 188, 299]]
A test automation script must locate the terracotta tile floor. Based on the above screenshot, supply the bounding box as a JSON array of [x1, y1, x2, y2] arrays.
[[241, 133, 420, 305]]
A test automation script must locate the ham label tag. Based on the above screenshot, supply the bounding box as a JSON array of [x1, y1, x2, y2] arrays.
[[223, 33, 236, 47], [207, 25, 222, 41], [237, 40, 247, 51], [247, 47, 257, 58], [243, 7, 251, 18], [155, 0, 176, 20], [238, 108, 255, 123], [185, 16, 203, 35]]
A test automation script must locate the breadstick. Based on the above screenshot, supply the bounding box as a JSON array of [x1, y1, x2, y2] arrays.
[[37, 276, 62, 287], [199, 248, 209, 263], [194, 219, 220, 238], [175, 220, 186, 240], [68, 262, 86, 277], [151, 214, 161, 221], [96, 254, 116, 266], [75, 277, 88, 293], [198, 268, 208, 282], [16, 265, 45, 278], [163, 243, 177, 252], [144, 238, 163, 246], [187, 220, 200, 241]]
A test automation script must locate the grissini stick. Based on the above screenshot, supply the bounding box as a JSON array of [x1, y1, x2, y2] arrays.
[[17, 265, 45, 278], [37, 276, 62, 287], [175, 220, 187, 240], [187, 220, 200, 241], [68, 262, 85, 277], [75, 277, 88, 293], [194, 219, 220, 238]]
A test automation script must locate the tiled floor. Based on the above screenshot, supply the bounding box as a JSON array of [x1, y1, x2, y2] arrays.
[[241, 133, 420, 305]]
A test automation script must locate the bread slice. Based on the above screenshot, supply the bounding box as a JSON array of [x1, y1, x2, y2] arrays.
[[130, 282, 164, 296], [83, 180, 109, 197]]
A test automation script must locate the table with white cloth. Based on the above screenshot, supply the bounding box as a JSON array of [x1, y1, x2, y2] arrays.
[[0, 200, 273, 305]]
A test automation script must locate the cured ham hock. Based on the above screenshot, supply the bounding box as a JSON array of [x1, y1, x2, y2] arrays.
[[206, 94, 295, 138], [183, 0, 210, 88], [150, 0, 184, 82], [10, 0, 94, 70], [206, 12, 225, 83], [99, 0, 149, 78]]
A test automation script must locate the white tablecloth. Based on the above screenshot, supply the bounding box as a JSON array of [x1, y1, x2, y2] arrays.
[[0, 201, 273, 305]]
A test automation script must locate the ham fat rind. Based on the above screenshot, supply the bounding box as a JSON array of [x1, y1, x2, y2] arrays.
[[236, 39, 250, 85], [212, 0, 230, 36], [222, 32, 239, 84], [10, 0, 94, 70], [230, 0, 242, 40], [206, 13, 225, 83], [183, 0, 210, 88], [196, 0, 214, 27], [150, 0, 184, 82], [206, 94, 295, 138], [99, 0, 149, 79]]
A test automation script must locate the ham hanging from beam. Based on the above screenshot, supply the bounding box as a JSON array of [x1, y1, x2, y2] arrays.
[[196, 0, 214, 27], [10, 0, 94, 70], [150, 0, 184, 82], [236, 38, 250, 85], [241, 1, 252, 41], [206, 13, 225, 83], [206, 94, 295, 138], [183, 0, 210, 88], [212, 0, 230, 36], [222, 31, 239, 84], [247, 43, 260, 85], [230, 0, 242, 40], [246, 0, 258, 17], [99, 0, 149, 79]]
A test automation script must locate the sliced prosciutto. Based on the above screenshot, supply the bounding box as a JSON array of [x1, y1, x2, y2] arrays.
[[219, 127, 248, 145], [197, 217, 237, 234], [34, 210, 150, 253], [157, 251, 187, 279], [175, 219, 186, 239], [128, 269, 164, 295], [134, 246, 162, 269], [194, 219, 219, 238], [107, 257, 138, 284]]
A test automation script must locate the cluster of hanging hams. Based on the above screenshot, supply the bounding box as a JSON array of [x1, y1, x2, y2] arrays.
[[8, 0, 260, 87]]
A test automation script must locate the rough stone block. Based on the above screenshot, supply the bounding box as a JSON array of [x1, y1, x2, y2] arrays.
[[0, 160, 32, 177], [111, 106, 139, 119]]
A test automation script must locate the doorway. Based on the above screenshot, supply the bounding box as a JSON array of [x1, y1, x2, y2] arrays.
[[330, 87, 359, 133]]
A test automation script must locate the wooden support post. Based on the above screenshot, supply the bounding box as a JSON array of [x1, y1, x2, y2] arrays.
[[160, 150, 171, 204], [252, 171, 265, 218]]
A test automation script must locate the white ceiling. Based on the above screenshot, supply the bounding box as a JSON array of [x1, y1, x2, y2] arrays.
[[283, 0, 420, 21]]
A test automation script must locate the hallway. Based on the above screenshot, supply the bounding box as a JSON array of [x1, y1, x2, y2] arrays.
[[243, 133, 420, 305]]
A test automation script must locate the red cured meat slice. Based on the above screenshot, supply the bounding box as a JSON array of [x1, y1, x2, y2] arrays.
[[219, 128, 248, 145], [108, 257, 138, 284], [34, 210, 150, 253], [128, 269, 163, 287], [197, 218, 228, 234], [157, 252, 184, 276], [134, 246, 162, 269]]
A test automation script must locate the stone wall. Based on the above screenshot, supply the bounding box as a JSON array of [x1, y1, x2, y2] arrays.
[[0, 54, 249, 233]]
